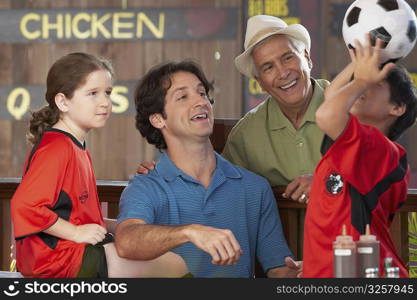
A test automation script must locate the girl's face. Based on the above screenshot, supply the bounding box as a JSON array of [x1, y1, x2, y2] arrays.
[[65, 69, 113, 132]]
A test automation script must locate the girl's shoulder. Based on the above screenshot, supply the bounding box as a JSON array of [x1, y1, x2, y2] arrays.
[[40, 131, 73, 149], [22, 131, 75, 177], [32, 130, 77, 161]]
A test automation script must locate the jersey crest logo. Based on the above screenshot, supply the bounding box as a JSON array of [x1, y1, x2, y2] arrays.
[[79, 191, 89, 203], [326, 173, 344, 195]]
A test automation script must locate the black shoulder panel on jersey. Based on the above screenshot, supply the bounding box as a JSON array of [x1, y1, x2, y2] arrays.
[[320, 134, 334, 156], [350, 154, 408, 234]]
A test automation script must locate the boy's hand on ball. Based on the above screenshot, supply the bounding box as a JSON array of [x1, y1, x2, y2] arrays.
[[350, 34, 395, 85]]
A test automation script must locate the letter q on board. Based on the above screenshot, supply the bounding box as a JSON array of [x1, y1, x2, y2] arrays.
[[7, 87, 31, 120]]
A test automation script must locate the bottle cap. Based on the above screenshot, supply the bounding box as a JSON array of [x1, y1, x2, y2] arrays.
[[335, 224, 353, 242], [365, 267, 379, 274], [365, 267, 379, 278], [385, 267, 400, 278], [384, 257, 393, 269], [386, 267, 399, 273], [359, 224, 377, 242]]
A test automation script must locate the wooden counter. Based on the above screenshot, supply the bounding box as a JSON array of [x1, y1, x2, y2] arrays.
[[1, 178, 416, 273]]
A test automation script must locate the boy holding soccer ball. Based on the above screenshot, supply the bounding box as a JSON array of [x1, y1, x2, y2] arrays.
[[302, 34, 417, 277]]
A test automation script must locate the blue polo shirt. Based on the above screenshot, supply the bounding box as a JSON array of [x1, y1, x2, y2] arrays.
[[118, 152, 292, 277]]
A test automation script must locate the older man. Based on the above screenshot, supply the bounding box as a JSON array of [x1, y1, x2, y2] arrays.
[[222, 15, 329, 203]]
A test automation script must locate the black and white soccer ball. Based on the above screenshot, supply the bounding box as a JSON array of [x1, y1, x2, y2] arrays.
[[342, 0, 417, 64]]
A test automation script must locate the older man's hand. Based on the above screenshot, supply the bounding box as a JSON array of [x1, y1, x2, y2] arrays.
[[282, 174, 313, 203], [136, 160, 156, 175], [267, 257, 303, 278], [284, 257, 303, 278]]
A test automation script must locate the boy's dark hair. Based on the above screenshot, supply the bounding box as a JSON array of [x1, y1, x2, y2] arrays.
[[386, 65, 417, 141], [134, 60, 214, 150]]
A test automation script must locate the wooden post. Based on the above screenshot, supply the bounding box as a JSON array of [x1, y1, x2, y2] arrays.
[[0, 179, 18, 271]]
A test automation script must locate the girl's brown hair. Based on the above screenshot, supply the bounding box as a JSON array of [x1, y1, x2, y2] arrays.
[[28, 52, 113, 145]]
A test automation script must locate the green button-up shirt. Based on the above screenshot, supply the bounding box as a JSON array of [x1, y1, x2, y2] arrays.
[[222, 78, 329, 187]]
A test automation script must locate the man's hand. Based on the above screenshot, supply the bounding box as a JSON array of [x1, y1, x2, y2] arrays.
[[282, 174, 313, 203], [184, 224, 243, 266], [136, 160, 156, 175], [266, 257, 303, 278], [284, 257, 303, 278]]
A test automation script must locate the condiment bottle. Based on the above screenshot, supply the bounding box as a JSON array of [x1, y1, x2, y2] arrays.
[[333, 224, 358, 277], [357, 224, 380, 277], [384, 257, 400, 278]]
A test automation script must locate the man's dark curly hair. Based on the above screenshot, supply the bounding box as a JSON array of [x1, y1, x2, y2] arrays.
[[134, 60, 214, 150], [386, 65, 417, 141]]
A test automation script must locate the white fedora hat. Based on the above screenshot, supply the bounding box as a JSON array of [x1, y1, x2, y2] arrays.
[[235, 15, 311, 78]]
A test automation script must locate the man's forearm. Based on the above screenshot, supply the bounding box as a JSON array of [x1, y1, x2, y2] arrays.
[[115, 221, 190, 260], [267, 266, 296, 278]]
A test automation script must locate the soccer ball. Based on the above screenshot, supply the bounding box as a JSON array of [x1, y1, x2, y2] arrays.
[[342, 0, 417, 64]]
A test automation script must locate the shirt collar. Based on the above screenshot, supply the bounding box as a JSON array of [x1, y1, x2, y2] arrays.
[[45, 128, 86, 149], [268, 78, 324, 130], [155, 152, 182, 182], [155, 152, 242, 182], [215, 152, 242, 179]]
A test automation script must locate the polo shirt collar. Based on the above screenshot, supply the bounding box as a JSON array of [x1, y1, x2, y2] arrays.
[[155, 152, 182, 182], [215, 152, 242, 179], [268, 78, 322, 130], [155, 152, 242, 182]]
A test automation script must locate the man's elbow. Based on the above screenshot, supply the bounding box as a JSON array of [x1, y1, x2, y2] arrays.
[[114, 234, 131, 258], [114, 225, 138, 259], [114, 234, 158, 260]]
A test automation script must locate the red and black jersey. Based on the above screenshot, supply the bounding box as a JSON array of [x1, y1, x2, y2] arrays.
[[11, 128, 104, 278], [303, 115, 409, 278]]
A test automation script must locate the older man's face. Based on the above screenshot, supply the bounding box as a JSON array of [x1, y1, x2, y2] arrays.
[[252, 35, 313, 109]]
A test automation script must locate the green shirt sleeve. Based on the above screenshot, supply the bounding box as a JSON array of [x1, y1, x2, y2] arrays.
[[222, 122, 249, 170]]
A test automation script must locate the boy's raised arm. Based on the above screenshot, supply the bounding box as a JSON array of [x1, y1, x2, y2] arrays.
[[316, 35, 395, 140]]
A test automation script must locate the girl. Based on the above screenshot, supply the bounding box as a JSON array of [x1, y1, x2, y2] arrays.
[[11, 53, 188, 278]]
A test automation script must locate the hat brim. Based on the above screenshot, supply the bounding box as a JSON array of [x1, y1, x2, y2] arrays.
[[235, 24, 311, 78]]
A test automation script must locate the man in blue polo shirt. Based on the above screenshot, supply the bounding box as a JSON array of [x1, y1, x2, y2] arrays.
[[115, 61, 300, 278]]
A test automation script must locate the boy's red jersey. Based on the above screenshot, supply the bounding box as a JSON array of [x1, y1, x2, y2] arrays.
[[303, 115, 409, 278]]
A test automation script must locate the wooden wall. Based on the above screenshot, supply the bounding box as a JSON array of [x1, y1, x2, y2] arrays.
[[1, 0, 417, 185], [0, 0, 243, 181]]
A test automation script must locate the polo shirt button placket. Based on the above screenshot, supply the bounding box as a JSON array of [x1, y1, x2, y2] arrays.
[[296, 139, 306, 175]]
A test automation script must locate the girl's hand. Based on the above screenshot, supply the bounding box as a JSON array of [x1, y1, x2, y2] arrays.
[[73, 223, 107, 245]]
